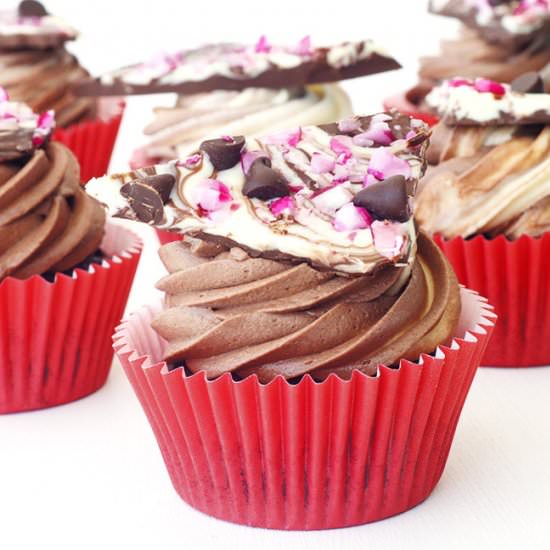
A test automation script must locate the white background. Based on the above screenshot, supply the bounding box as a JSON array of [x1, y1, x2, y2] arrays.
[[1, 1, 550, 549]]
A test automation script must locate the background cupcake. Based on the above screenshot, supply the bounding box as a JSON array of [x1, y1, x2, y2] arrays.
[[89, 113, 495, 528], [385, 0, 550, 121], [0, 1, 124, 181], [416, 72, 550, 366], [0, 91, 141, 413]]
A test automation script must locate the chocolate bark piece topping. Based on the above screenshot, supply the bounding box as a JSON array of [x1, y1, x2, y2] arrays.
[[511, 72, 545, 94], [243, 159, 289, 200], [18, 0, 48, 16], [86, 113, 430, 275], [353, 176, 411, 222], [200, 136, 245, 171], [75, 38, 401, 97], [120, 174, 175, 223]]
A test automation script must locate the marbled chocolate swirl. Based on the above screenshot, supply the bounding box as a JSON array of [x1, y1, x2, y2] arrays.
[[416, 76, 550, 238], [152, 233, 460, 382], [0, 141, 105, 280]]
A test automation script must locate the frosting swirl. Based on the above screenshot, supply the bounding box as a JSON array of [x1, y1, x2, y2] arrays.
[[0, 141, 106, 280], [132, 85, 352, 165], [152, 233, 460, 382]]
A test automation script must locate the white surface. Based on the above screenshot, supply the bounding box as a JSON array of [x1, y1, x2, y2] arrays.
[[1, 1, 549, 549]]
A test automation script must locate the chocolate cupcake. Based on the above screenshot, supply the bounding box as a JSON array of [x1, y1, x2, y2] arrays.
[[0, 92, 141, 413], [0, 1, 124, 181], [90, 114, 495, 528], [385, 0, 550, 119], [416, 73, 550, 365]]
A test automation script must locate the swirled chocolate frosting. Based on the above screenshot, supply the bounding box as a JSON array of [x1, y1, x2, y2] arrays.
[[87, 112, 431, 275], [416, 74, 550, 238], [0, 141, 106, 280], [0, 2, 95, 127], [152, 232, 460, 382]]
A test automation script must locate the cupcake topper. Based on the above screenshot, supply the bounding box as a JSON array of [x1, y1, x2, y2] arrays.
[[430, 0, 550, 45], [75, 36, 401, 97], [0, 1, 77, 50], [426, 72, 550, 125], [0, 87, 55, 161], [86, 112, 430, 275]]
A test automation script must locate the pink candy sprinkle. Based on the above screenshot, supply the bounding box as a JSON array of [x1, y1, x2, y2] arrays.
[[337, 117, 361, 134], [367, 148, 411, 181], [192, 179, 232, 212], [473, 78, 506, 97], [37, 110, 55, 131], [371, 220, 405, 260], [0, 87, 8, 102], [270, 196, 294, 216], [293, 35, 313, 56], [263, 128, 302, 148], [449, 78, 473, 88], [255, 35, 271, 53], [353, 121, 393, 147], [179, 154, 202, 168], [312, 185, 353, 214], [310, 152, 335, 174], [333, 203, 371, 232], [330, 136, 353, 164], [221, 135, 234, 142]]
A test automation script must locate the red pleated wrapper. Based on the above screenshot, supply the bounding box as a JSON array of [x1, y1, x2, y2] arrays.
[[0, 221, 142, 414], [383, 91, 439, 126], [435, 233, 550, 366], [114, 288, 495, 530], [53, 99, 125, 183]]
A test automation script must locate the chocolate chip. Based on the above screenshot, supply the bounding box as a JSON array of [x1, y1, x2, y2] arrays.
[[120, 173, 176, 224], [200, 136, 245, 171], [511, 72, 545, 94], [243, 159, 289, 201], [18, 0, 48, 16], [353, 175, 410, 222]]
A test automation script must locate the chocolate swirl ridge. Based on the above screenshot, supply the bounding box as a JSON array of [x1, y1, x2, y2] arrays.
[[0, 141, 105, 280], [152, 233, 460, 382]]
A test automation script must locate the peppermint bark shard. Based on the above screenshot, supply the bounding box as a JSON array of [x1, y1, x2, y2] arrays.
[[426, 76, 550, 125], [86, 112, 430, 276], [75, 37, 401, 97]]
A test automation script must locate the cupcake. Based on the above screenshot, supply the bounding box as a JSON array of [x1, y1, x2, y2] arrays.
[[385, 0, 550, 120], [416, 72, 550, 366], [0, 92, 141, 413], [89, 113, 495, 528], [0, 1, 124, 181], [77, 35, 401, 243]]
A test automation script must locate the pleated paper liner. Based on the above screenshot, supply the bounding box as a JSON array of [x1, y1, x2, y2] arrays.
[[435, 232, 550, 366], [114, 287, 495, 530], [0, 221, 142, 414], [53, 98, 125, 183], [156, 229, 183, 245], [383, 88, 439, 126]]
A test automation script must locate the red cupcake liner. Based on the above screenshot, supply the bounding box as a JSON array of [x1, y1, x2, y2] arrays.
[[114, 287, 495, 530], [435, 233, 550, 366], [383, 90, 439, 126], [53, 99, 125, 183], [0, 221, 142, 414], [156, 229, 183, 245]]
